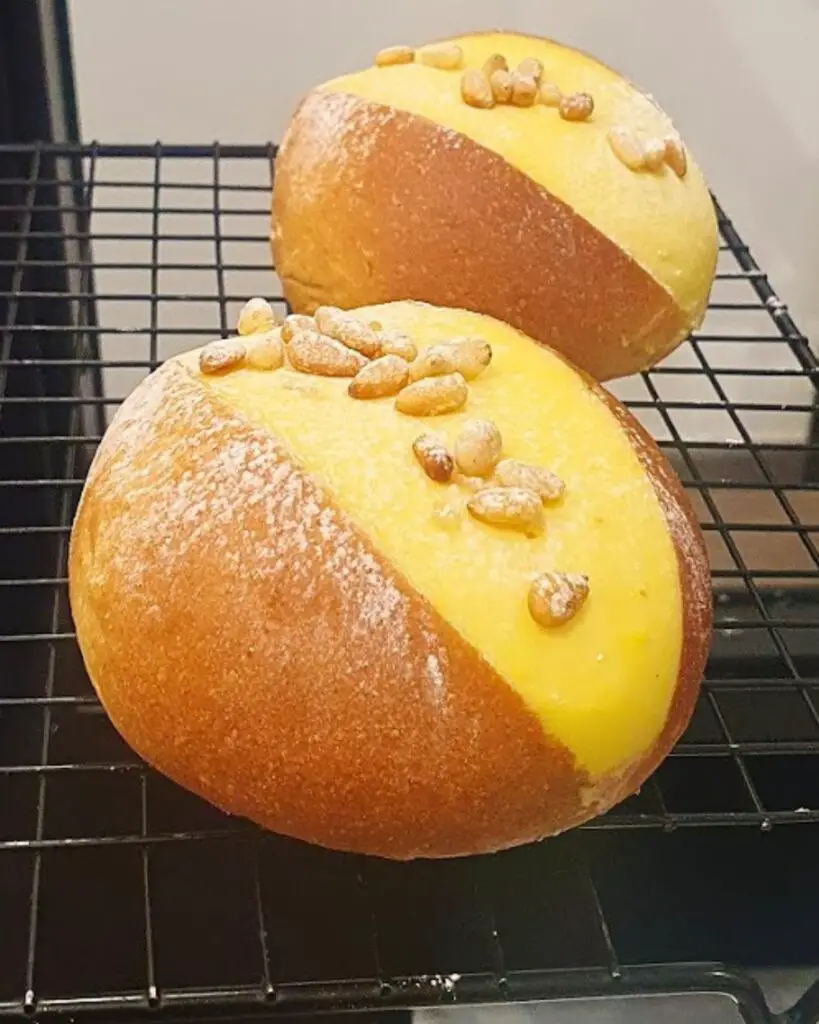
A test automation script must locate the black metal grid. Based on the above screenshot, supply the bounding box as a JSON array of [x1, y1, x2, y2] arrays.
[[2, 142, 819, 1023]]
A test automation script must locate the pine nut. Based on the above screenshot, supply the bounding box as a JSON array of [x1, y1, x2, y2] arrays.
[[511, 72, 538, 107], [467, 487, 544, 537], [664, 135, 688, 178], [280, 314, 316, 342], [417, 43, 463, 70], [494, 459, 564, 503], [348, 354, 410, 399], [314, 306, 381, 358], [461, 69, 495, 109], [311, 303, 346, 335], [245, 330, 284, 371], [528, 571, 589, 627], [454, 419, 503, 478], [538, 81, 563, 107], [312, 306, 350, 331], [289, 330, 367, 377], [517, 57, 543, 84], [410, 338, 492, 383], [237, 297, 278, 336], [490, 69, 514, 104], [377, 330, 417, 363], [412, 434, 455, 483], [607, 126, 647, 171], [395, 372, 468, 416], [483, 53, 508, 77], [643, 138, 666, 171], [559, 92, 594, 121], [336, 321, 382, 359], [441, 336, 492, 380], [199, 340, 246, 375], [408, 345, 459, 382], [375, 45, 415, 67]]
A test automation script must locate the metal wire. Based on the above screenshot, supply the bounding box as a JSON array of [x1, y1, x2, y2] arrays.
[[1, 142, 819, 1022]]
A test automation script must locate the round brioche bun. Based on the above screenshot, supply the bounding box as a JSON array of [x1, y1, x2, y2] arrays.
[[69, 300, 711, 859], [271, 30, 718, 381]]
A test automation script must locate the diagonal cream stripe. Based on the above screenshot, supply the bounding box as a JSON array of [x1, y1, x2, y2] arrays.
[[188, 301, 684, 778], [321, 31, 717, 323]]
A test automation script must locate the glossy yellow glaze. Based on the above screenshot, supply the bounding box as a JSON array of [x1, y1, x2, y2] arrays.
[[321, 31, 717, 325], [187, 303, 683, 777]]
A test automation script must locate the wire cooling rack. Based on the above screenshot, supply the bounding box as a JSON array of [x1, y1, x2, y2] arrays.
[[1, 143, 819, 1024]]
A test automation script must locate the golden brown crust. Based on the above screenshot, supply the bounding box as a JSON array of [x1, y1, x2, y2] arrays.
[[271, 91, 690, 381], [69, 360, 585, 859]]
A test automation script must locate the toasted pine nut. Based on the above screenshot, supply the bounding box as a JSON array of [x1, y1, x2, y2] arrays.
[[245, 330, 284, 371], [408, 345, 460, 382], [348, 354, 409, 399], [417, 43, 463, 70], [559, 92, 594, 121], [410, 337, 492, 383], [313, 306, 350, 332], [538, 81, 563, 107], [336, 321, 381, 358], [643, 138, 666, 171], [395, 372, 468, 416], [607, 126, 647, 170], [467, 487, 544, 537], [517, 57, 543, 84], [314, 306, 381, 358], [199, 340, 246, 375], [528, 571, 589, 627], [483, 53, 508, 77], [377, 330, 417, 363], [490, 68, 513, 104], [511, 71, 538, 107], [454, 419, 503, 478], [461, 69, 495, 109], [494, 459, 564, 503], [289, 330, 367, 377], [664, 135, 688, 177], [375, 45, 415, 67], [441, 336, 492, 380], [412, 434, 455, 483], [237, 297, 278, 336], [280, 314, 316, 342]]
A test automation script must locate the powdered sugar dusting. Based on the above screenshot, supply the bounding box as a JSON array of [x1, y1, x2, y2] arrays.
[[82, 358, 452, 700], [425, 652, 445, 703]]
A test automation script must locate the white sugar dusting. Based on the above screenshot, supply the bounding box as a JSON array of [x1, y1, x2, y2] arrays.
[[426, 653, 444, 695], [85, 360, 453, 703]]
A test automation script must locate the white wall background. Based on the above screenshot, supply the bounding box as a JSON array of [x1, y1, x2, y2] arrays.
[[66, 0, 819, 441]]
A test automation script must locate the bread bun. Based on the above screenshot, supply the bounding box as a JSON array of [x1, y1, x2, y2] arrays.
[[272, 30, 718, 381], [69, 301, 711, 859]]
